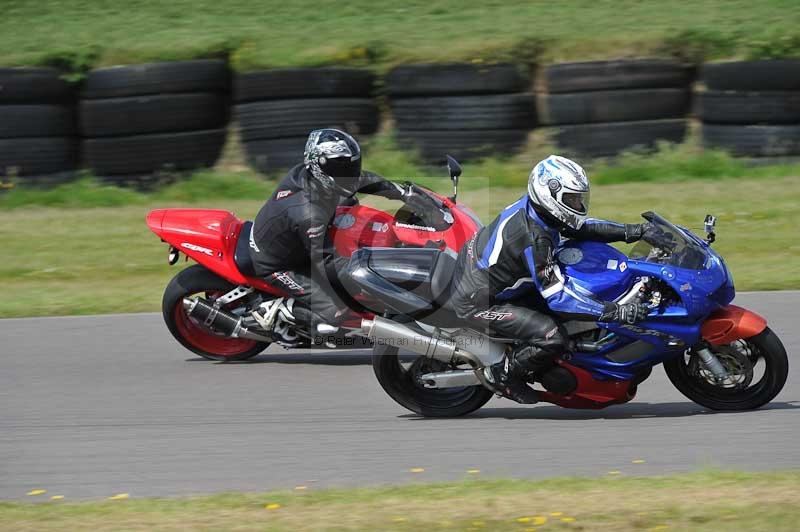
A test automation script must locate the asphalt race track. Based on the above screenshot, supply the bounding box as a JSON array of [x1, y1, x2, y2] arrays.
[[1, 291, 798, 500]]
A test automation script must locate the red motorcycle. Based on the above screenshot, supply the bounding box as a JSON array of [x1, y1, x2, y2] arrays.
[[146, 157, 480, 361]]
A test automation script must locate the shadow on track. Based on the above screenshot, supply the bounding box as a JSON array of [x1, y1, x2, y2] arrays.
[[401, 401, 800, 421], [185, 350, 373, 366]]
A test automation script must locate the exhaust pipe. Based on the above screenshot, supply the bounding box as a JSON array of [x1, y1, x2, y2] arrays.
[[361, 316, 480, 366], [183, 298, 272, 342]]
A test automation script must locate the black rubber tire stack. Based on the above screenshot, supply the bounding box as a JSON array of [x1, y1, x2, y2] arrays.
[[0, 68, 78, 186], [539, 59, 692, 158], [386, 63, 534, 164], [699, 60, 800, 158], [233, 68, 378, 174], [79, 60, 229, 187]]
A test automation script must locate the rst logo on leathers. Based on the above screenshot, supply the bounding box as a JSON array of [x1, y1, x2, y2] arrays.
[[276, 190, 293, 199], [271, 272, 305, 294], [473, 310, 514, 321]]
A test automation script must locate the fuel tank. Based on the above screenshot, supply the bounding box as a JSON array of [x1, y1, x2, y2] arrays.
[[557, 241, 633, 301]]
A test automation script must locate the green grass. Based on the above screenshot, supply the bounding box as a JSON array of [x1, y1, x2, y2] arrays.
[[3, 135, 800, 209], [0, 172, 798, 318], [3, 470, 800, 531], [1, 1, 799, 71]]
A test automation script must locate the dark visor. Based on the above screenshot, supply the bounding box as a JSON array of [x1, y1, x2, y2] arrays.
[[562, 192, 588, 214]]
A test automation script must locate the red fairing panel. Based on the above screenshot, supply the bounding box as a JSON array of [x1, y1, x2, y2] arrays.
[[330, 194, 481, 257], [701, 304, 768, 345], [537, 361, 635, 409], [329, 205, 398, 257]]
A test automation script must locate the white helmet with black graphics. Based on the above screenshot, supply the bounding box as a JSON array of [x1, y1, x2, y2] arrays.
[[528, 155, 590, 230]]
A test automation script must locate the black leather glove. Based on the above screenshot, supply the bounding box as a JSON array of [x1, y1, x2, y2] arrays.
[[600, 302, 650, 324], [401, 184, 433, 214], [401, 183, 448, 228], [628, 222, 676, 250]]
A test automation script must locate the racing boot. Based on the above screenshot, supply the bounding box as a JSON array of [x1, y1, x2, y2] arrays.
[[512, 344, 558, 380], [251, 298, 302, 346], [481, 347, 541, 404]]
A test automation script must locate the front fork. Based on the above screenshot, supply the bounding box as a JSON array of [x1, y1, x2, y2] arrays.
[[694, 345, 730, 381]]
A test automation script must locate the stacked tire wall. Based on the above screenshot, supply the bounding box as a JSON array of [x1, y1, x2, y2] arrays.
[[699, 60, 800, 159], [0, 68, 78, 185], [4, 57, 800, 189], [386, 64, 535, 163], [233, 68, 378, 174], [80, 60, 230, 185], [538, 60, 693, 158]]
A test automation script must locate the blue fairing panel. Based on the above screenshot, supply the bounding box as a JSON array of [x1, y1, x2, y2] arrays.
[[557, 241, 633, 302]]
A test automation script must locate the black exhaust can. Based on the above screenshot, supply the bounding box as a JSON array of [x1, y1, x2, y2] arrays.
[[183, 297, 241, 337]]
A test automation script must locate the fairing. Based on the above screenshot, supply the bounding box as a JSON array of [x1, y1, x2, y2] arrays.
[[547, 213, 742, 386], [538, 361, 635, 409], [330, 193, 481, 257], [701, 304, 767, 345], [558, 241, 632, 301]]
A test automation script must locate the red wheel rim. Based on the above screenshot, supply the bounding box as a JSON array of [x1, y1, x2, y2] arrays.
[[174, 291, 259, 357]]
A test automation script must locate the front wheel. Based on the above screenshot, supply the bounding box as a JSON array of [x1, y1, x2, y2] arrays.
[[163, 265, 270, 361], [664, 328, 788, 410], [372, 344, 494, 417]]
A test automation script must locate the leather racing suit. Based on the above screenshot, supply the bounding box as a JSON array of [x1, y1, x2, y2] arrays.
[[449, 195, 647, 367], [248, 164, 405, 328]]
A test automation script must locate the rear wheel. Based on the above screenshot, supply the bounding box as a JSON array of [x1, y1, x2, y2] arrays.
[[663, 328, 788, 410], [372, 344, 493, 417], [162, 265, 269, 361]]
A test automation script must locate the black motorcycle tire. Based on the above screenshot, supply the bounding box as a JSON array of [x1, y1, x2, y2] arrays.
[[162, 264, 269, 362], [372, 343, 494, 417], [663, 328, 788, 410]]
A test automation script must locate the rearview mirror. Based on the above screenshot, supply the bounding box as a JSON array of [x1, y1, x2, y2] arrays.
[[445, 154, 461, 202], [446, 155, 462, 180], [704, 214, 716, 244]]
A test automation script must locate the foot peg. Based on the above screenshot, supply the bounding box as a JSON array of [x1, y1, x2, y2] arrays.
[[251, 298, 298, 344], [252, 298, 295, 329]]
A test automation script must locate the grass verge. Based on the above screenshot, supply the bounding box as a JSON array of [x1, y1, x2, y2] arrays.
[[3, 137, 800, 210], [1, 173, 798, 318], [3, 470, 800, 531], [1, 1, 799, 70]]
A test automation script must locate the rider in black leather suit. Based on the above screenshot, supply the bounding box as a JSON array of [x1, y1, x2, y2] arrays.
[[248, 129, 433, 335]]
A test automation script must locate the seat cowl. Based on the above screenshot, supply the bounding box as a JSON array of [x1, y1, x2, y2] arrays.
[[234, 221, 257, 278]]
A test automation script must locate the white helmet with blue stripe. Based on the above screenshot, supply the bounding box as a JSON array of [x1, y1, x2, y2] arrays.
[[528, 155, 590, 230]]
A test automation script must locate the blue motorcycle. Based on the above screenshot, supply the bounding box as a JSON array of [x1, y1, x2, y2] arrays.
[[355, 204, 788, 416]]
